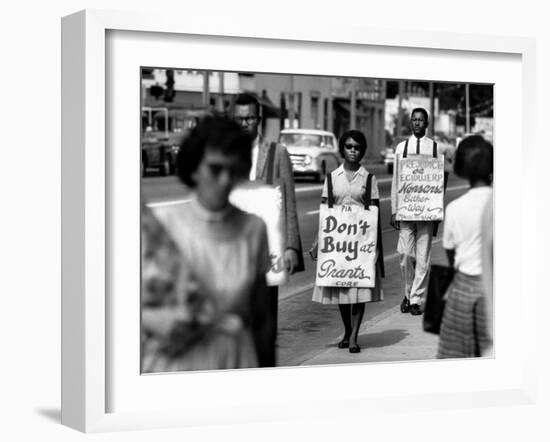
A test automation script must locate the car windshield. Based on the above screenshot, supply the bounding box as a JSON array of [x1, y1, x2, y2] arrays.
[[280, 133, 323, 147]]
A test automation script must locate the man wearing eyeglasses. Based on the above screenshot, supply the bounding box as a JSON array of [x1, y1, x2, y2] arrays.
[[390, 107, 443, 316], [233, 92, 304, 367]]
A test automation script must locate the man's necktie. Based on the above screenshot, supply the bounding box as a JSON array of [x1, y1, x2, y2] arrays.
[[416, 138, 420, 154]]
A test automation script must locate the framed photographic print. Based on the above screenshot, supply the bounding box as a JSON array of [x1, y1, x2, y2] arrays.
[[62, 9, 537, 433]]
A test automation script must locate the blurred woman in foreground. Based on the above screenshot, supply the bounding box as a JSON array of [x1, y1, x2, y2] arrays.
[[141, 115, 270, 372]]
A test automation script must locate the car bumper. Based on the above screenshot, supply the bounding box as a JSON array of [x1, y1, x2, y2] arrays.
[[291, 164, 320, 175], [289, 155, 321, 175]]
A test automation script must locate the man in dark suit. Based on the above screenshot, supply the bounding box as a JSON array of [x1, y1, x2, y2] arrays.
[[233, 92, 304, 367]]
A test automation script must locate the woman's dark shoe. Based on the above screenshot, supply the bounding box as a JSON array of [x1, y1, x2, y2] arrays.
[[337, 339, 350, 349], [409, 304, 422, 316], [400, 296, 410, 313], [349, 345, 361, 353]]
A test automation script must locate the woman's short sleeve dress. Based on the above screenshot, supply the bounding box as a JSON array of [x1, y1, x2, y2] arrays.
[[141, 198, 270, 372], [312, 165, 384, 305]]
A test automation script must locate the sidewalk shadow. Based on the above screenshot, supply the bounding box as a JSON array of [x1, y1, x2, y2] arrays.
[[357, 329, 409, 349]]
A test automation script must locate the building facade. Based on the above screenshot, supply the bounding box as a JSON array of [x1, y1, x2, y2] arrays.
[[141, 69, 387, 159]]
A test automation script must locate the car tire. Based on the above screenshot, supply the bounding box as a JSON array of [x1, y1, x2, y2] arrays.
[[160, 157, 170, 176], [141, 152, 148, 178], [168, 156, 176, 176]]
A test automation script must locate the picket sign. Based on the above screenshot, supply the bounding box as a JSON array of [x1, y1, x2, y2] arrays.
[[315, 203, 378, 288], [395, 154, 445, 221], [229, 181, 288, 286]]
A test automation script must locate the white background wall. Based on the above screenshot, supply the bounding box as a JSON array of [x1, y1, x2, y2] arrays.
[[0, 1, 547, 441]]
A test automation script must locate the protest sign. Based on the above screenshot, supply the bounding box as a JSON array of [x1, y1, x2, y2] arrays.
[[229, 181, 288, 286], [315, 204, 378, 288], [395, 154, 445, 221]]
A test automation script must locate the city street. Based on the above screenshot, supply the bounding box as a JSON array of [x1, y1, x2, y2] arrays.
[[142, 163, 469, 367]]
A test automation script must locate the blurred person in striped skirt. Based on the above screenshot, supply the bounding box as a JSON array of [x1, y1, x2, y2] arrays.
[[437, 135, 493, 359]]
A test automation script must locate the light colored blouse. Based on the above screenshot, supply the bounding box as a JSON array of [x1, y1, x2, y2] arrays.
[[152, 197, 270, 319], [141, 197, 270, 372], [322, 164, 379, 204], [443, 186, 493, 276]]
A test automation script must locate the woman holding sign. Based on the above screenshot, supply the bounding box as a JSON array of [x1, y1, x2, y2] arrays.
[[141, 115, 271, 372], [312, 130, 384, 354]]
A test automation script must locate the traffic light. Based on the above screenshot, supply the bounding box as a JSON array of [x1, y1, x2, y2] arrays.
[[150, 84, 164, 99], [164, 69, 175, 102]]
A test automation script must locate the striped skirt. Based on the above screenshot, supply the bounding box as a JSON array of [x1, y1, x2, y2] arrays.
[[437, 272, 491, 359]]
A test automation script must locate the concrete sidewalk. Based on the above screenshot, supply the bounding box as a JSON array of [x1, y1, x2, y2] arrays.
[[300, 305, 439, 366], [299, 240, 448, 367]]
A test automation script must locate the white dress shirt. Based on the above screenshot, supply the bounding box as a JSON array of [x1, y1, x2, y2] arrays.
[[249, 135, 260, 180]]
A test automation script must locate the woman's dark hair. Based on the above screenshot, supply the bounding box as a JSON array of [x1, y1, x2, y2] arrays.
[[176, 115, 252, 187], [453, 135, 493, 184], [338, 130, 368, 158]]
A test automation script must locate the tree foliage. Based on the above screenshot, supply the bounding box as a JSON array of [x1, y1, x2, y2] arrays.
[[386, 80, 493, 127]]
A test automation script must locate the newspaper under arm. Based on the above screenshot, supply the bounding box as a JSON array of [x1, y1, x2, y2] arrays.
[[229, 181, 288, 286]]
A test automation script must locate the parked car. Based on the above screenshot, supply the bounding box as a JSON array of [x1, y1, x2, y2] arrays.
[[141, 131, 184, 177], [278, 129, 341, 182], [433, 133, 456, 173]]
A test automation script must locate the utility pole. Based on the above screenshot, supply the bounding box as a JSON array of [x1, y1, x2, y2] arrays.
[[465, 83, 471, 133], [350, 78, 357, 130], [380, 80, 387, 148], [429, 82, 435, 137], [202, 71, 210, 108], [327, 94, 333, 133], [396, 80, 404, 137], [288, 75, 295, 129], [217, 72, 225, 113], [141, 83, 148, 128]]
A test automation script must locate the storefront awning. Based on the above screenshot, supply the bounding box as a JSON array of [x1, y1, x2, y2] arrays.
[[334, 100, 375, 118]]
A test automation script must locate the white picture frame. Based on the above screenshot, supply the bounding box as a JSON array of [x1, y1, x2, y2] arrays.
[[61, 9, 537, 433]]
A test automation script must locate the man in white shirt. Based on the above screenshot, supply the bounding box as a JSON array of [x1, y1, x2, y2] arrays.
[[390, 108, 443, 316]]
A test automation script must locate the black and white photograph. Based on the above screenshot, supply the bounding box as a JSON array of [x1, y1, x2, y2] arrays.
[[140, 68, 494, 373], [4, 0, 548, 439]]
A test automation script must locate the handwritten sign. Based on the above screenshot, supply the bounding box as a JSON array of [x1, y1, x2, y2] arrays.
[[395, 154, 445, 221], [315, 204, 378, 288], [229, 181, 288, 287]]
